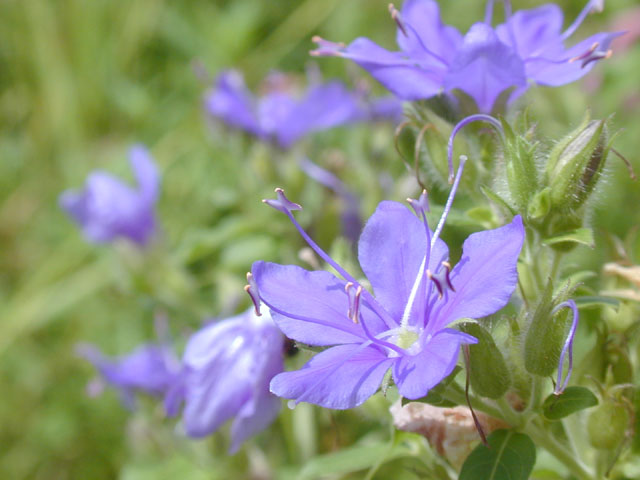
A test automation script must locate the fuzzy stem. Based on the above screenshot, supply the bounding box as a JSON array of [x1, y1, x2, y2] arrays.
[[526, 421, 597, 480]]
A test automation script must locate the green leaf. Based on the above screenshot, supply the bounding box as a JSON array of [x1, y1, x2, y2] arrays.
[[459, 430, 536, 480], [574, 295, 620, 310], [466, 206, 495, 228], [298, 441, 411, 479], [543, 228, 595, 248], [480, 185, 517, 216], [542, 386, 598, 420]]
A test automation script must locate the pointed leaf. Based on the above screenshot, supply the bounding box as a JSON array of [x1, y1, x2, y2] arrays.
[[542, 386, 598, 420], [543, 228, 595, 248], [574, 296, 620, 310], [459, 429, 536, 480]]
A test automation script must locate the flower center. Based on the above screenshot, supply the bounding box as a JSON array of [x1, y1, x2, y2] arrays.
[[396, 329, 419, 350]]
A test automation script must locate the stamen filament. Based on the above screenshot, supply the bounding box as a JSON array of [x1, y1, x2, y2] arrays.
[[388, 3, 450, 66], [244, 272, 262, 316], [561, 0, 601, 42], [553, 299, 579, 395], [427, 270, 443, 298], [484, 0, 496, 25], [265, 188, 397, 329], [432, 155, 466, 250], [447, 114, 503, 183]]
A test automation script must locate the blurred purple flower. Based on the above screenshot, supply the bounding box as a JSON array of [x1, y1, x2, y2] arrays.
[[298, 157, 362, 244], [252, 186, 524, 409], [60, 145, 159, 246], [205, 70, 402, 149], [166, 308, 284, 453], [77, 342, 180, 410], [312, 0, 621, 112]]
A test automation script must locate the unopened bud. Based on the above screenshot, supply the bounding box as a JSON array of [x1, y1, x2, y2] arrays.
[[502, 119, 538, 212], [458, 322, 511, 399], [527, 187, 551, 220], [524, 285, 571, 377], [546, 115, 609, 211]]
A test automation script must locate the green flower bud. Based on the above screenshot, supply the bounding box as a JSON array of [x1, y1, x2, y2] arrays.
[[545, 114, 610, 211], [527, 187, 551, 220], [458, 322, 511, 399], [523, 284, 570, 377], [587, 401, 629, 450], [502, 118, 538, 212]]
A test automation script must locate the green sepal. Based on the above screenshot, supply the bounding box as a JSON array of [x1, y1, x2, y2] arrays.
[[527, 187, 551, 220], [501, 117, 538, 212], [523, 281, 571, 377], [546, 114, 610, 211], [458, 322, 511, 399], [542, 227, 595, 249]]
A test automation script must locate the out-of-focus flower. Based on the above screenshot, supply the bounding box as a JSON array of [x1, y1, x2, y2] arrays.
[[166, 308, 284, 453], [205, 70, 402, 149], [77, 341, 180, 410], [60, 145, 159, 246], [252, 185, 524, 409], [298, 157, 362, 244], [312, 0, 621, 112]]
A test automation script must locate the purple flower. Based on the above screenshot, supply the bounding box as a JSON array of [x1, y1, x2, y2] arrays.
[[312, 0, 621, 112], [59, 145, 159, 246], [205, 70, 402, 149], [77, 342, 180, 410], [251, 184, 524, 409], [166, 308, 284, 453]]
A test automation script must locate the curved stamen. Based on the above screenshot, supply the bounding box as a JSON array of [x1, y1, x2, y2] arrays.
[[244, 272, 262, 316], [561, 0, 601, 42], [553, 299, 579, 395], [310, 36, 346, 57], [484, 0, 496, 24], [447, 114, 503, 183], [503, 0, 512, 20], [407, 189, 430, 217], [427, 269, 443, 298], [427, 262, 456, 299], [432, 155, 466, 250], [388, 3, 450, 66], [359, 311, 407, 356], [569, 42, 613, 68], [345, 282, 362, 324], [400, 191, 433, 330], [264, 188, 356, 283], [345, 283, 409, 355], [264, 188, 398, 329]]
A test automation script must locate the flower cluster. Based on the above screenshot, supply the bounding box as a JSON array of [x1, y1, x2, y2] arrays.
[[312, 0, 620, 112], [67, 0, 617, 466], [79, 308, 284, 452], [205, 70, 402, 148]]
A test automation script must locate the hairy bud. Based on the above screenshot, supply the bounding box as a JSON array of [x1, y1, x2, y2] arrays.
[[545, 115, 610, 211]]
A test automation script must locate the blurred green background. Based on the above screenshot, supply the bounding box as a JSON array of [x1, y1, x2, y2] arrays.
[[0, 0, 638, 478]]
